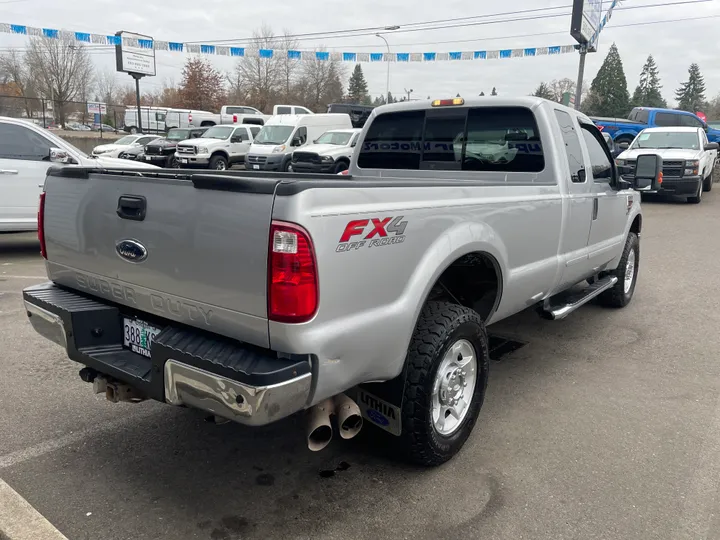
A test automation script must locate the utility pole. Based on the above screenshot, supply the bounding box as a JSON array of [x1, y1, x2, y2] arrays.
[[575, 45, 587, 110], [376, 26, 399, 104], [405, 88, 413, 101]]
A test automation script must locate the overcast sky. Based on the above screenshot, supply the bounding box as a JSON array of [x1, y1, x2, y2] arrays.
[[1, 0, 719, 107]]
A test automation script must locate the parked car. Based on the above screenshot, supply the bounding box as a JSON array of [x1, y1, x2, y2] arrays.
[[89, 123, 118, 133], [92, 134, 161, 158], [291, 128, 362, 173], [141, 127, 209, 167], [0, 116, 158, 233], [65, 122, 92, 131], [615, 126, 718, 203], [123, 107, 169, 134], [23, 97, 653, 466], [593, 107, 720, 146], [175, 124, 260, 170], [247, 113, 353, 171], [272, 104, 314, 116], [327, 103, 374, 128]]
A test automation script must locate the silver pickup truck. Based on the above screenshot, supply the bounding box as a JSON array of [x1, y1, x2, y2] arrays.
[[24, 97, 660, 466]]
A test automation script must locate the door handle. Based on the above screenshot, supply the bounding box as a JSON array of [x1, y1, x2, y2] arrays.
[[0, 169, 18, 174], [116, 195, 147, 221], [592, 197, 599, 220]]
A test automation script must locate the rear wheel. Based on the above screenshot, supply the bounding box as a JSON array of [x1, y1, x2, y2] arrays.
[[615, 135, 634, 147], [129, 126, 138, 134], [598, 232, 639, 308], [398, 301, 489, 466], [209, 155, 228, 170]]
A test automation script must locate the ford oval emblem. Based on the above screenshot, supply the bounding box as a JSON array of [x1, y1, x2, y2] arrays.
[[366, 408, 389, 426], [116, 239, 148, 263]]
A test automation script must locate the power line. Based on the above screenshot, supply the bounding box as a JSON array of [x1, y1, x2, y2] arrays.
[[186, 0, 712, 45]]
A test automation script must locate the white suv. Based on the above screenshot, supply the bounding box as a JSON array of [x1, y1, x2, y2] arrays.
[[0, 117, 158, 233]]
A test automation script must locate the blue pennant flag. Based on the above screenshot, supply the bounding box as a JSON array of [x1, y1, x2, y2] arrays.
[[43, 28, 59, 39]]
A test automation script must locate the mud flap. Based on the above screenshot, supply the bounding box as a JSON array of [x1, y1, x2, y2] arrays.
[[353, 370, 407, 437]]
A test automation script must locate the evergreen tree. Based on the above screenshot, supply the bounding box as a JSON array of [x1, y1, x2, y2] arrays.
[[584, 43, 631, 117], [491, 87, 497, 96], [533, 82, 554, 100], [676, 63, 707, 112], [347, 64, 369, 104], [387, 91, 397, 103], [632, 55, 666, 108], [479, 91, 485, 96]]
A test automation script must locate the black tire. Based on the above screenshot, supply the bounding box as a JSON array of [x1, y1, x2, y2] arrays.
[[333, 160, 349, 174], [129, 126, 138, 134], [167, 155, 179, 169], [598, 232, 639, 308], [209, 155, 228, 170], [615, 135, 634, 146], [282, 159, 292, 172], [398, 301, 490, 467], [703, 169, 713, 192], [688, 181, 703, 204]]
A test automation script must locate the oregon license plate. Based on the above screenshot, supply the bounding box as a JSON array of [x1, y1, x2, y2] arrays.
[[252, 164, 260, 170], [181, 158, 188, 164], [123, 317, 161, 358]]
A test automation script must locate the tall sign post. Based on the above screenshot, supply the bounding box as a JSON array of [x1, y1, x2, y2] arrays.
[[570, 0, 603, 110], [115, 31, 156, 133]]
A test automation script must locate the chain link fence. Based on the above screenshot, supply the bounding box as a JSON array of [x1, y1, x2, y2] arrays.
[[0, 94, 127, 133]]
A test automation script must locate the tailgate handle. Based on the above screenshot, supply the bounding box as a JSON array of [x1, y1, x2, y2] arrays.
[[117, 195, 147, 221]]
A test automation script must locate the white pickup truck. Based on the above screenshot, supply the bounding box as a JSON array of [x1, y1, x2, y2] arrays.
[[615, 126, 718, 203], [175, 124, 261, 170], [188, 105, 314, 128]]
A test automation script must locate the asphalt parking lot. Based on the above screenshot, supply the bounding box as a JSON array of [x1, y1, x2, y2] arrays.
[[2, 193, 720, 540]]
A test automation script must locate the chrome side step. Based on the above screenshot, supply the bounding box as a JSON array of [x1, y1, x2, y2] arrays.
[[540, 276, 618, 320]]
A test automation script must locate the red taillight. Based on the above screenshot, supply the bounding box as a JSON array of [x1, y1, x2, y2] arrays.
[[38, 192, 47, 259], [188, 113, 192, 122], [268, 221, 318, 323], [597, 125, 604, 131], [232, 114, 237, 123]]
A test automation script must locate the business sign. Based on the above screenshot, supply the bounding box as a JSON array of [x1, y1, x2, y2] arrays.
[[115, 31, 156, 77], [87, 102, 107, 115], [570, 0, 603, 45]]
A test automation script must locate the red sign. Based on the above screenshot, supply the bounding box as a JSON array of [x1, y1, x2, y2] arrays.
[[697, 111, 707, 122]]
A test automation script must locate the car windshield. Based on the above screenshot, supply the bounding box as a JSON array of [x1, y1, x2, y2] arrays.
[[632, 131, 699, 150], [166, 129, 190, 141], [116, 135, 138, 145], [254, 125, 294, 145], [315, 131, 353, 145], [201, 126, 234, 140]]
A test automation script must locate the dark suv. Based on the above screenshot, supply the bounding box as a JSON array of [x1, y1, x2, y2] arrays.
[[141, 127, 208, 167]]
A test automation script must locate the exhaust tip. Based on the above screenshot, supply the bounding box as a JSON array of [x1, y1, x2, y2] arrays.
[[308, 425, 333, 452], [306, 398, 334, 452], [334, 393, 363, 440]]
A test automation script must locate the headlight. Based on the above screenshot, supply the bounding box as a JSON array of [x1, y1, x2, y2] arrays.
[[198, 147, 208, 154], [615, 159, 625, 166], [272, 145, 286, 154], [321, 155, 333, 162], [685, 159, 699, 175]]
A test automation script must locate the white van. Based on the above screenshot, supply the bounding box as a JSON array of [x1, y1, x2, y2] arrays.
[[246, 113, 351, 171], [123, 107, 168, 134]]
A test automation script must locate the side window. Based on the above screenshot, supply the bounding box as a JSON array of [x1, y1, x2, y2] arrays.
[[630, 109, 649, 123], [276, 106, 291, 115], [421, 112, 465, 167], [0, 122, 52, 161], [679, 115, 704, 128], [554, 110, 585, 183], [156, 112, 166, 122], [295, 107, 311, 115], [580, 125, 613, 182], [249, 126, 261, 138], [294, 127, 307, 145], [350, 133, 359, 147], [233, 128, 249, 142], [137, 136, 156, 145], [654, 112, 679, 127], [357, 110, 424, 169]]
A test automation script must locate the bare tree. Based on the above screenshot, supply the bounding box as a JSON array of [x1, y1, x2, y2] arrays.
[[297, 49, 346, 111], [233, 25, 282, 111], [549, 78, 576, 102], [95, 69, 119, 104], [25, 37, 94, 127], [278, 30, 300, 103], [0, 49, 37, 118]]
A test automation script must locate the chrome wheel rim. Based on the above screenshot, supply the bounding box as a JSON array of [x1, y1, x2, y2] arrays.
[[431, 339, 477, 436], [624, 249, 636, 294], [216, 161, 226, 170]]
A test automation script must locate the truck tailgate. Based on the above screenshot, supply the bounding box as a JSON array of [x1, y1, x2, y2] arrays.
[[42, 169, 280, 348]]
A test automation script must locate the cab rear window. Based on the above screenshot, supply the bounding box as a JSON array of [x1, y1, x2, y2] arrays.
[[357, 106, 544, 172]]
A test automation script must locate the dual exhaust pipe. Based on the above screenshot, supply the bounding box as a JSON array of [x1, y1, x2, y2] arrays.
[[306, 393, 363, 451]]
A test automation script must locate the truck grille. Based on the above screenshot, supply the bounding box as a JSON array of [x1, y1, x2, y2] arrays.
[[144, 146, 162, 155], [624, 159, 684, 177], [292, 152, 320, 164], [176, 145, 196, 155], [247, 155, 267, 164]]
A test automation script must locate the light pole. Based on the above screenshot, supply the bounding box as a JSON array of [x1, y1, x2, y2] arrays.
[[376, 26, 399, 104], [404, 88, 413, 101]]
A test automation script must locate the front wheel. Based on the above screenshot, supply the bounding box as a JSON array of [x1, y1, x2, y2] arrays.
[[398, 301, 489, 467], [209, 155, 228, 170], [703, 169, 713, 192], [598, 232, 639, 308], [688, 181, 703, 204], [333, 160, 349, 174]]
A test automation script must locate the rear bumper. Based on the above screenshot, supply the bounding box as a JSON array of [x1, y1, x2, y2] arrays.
[[23, 282, 312, 426]]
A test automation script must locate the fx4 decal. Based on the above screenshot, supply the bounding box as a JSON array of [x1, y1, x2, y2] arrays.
[[336, 216, 408, 252]]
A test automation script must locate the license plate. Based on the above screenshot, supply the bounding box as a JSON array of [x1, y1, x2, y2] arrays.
[[181, 158, 188, 164], [253, 164, 260, 170], [123, 317, 161, 358]]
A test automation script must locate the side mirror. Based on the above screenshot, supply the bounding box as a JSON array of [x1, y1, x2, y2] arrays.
[[618, 141, 630, 150], [230, 136, 241, 143], [291, 137, 302, 147], [704, 142, 719, 151], [625, 153, 662, 191], [49, 147, 75, 164], [351, 141, 357, 147]]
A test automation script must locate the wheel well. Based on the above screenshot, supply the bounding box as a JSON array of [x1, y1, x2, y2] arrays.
[[200, 121, 215, 127], [210, 151, 229, 161], [615, 134, 635, 144], [335, 157, 350, 164], [426, 252, 502, 322], [630, 214, 641, 235]]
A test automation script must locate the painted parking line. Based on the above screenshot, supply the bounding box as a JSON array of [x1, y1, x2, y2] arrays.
[[0, 478, 67, 540]]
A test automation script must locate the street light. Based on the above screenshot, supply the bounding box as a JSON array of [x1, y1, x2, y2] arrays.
[[404, 88, 413, 101], [376, 26, 399, 104]]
